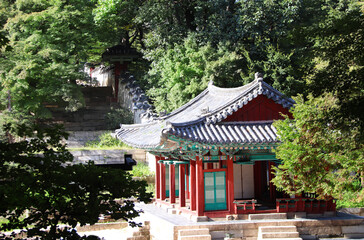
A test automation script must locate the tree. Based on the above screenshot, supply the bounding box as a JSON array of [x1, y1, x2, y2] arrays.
[[145, 35, 247, 113], [0, 0, 99, 119], [93, 0, 146, 48], [272, 94, 364, 206], [304, 0, 364, 141], [0, 124, 152, 239]]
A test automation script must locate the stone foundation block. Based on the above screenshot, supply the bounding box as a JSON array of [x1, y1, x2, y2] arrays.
[[298, 226, 342, 237]]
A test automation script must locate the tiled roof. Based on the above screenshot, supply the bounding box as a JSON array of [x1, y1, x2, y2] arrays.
[[115, 74, 294, 151], [168, 121, 277, 144], [115, 121, 165, 149]]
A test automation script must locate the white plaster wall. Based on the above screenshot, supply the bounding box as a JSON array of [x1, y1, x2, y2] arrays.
[[233, 164, 255, 199], [146, 152, 156, 173], [91, 67, 113, 87], [242, 164, 254, 198]]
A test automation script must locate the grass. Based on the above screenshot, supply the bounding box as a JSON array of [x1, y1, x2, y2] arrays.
[[67, 132, 133, 151], [131, 162, 156, 197]]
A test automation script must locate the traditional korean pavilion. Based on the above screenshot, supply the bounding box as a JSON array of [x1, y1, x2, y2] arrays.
[[116, 73, 335, 219]]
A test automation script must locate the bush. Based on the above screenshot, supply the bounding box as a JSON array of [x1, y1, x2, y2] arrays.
[[131, 162, 154, 178], [85, 132, 130, 149], [131, 163, 155, 197], [105, 107, 133, 130]]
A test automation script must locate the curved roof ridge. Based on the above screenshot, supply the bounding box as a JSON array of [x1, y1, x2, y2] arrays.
[[117, 120, 162, 129], [208, 80, 254, 96], [161, 87, 210, 120], [204, 79, 295, 124]]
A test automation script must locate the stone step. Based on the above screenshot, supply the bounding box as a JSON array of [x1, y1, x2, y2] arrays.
[[342, 225, 364, 234], [260, 226, 297, 233], [249, 213, 287, 220], [343, 225, 364, 238], [179, 235, 211, 240], [261, 232, 300, 239], [179, 228, 210, 236], [262, 238, 302, 240]]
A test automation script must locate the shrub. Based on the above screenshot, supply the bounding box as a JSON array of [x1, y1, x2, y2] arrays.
[[105, 107, 133, 130], [85, 132, 129, 149]]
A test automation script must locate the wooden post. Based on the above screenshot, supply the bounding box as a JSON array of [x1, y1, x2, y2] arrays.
[[170, 164, 176, 204], [186, 164, 190, 199], [227, 156, 235, 213], [196, 156, 204, 216], [160, 162, 166, 200], [268, 161, 276, 202], [179, 164, 186, 207], [190, 160, 196, 211], [254, 161, 262, 200], [155, 156, 160, 199]]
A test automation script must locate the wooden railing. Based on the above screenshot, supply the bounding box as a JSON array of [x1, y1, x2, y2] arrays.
[[233, 199, 257, 214], [276, 198, 336, 213]]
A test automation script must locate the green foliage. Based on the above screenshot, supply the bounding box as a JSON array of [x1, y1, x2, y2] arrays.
[[85, 132, 130, 149], [0, 124, 151, 239], [0, 109, 34, 142], [105, 107, 134, 130], [131, 162, 155, 198], [272, 94, 364, 205], [0, 0, 97, 119], [131, 162, 154, 178], [145, 35, 246, 113], [305, 0, 364, 141]]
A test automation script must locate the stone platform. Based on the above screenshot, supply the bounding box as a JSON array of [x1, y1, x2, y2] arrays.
[[131, 203, 364, 240]]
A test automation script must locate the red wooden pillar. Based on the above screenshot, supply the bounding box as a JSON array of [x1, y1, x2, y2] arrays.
[[179, 164, 186, 207], [196, 156, 204, 216], [160, 162, 166, 200], [186, 164, 190, 199], [155, 156, 160, 199], [227, 156, 235, 213], [254, 161, 262, 200], [169, 164, 176, 204], [268, 161, 276, 202], [190, 160, 196, 211]]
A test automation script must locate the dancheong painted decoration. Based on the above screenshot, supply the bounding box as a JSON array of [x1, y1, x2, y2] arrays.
[[116, 73, 335, 218]]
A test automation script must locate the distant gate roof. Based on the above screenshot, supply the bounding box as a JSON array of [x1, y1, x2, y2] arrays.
[[115, 73, 294, 152]]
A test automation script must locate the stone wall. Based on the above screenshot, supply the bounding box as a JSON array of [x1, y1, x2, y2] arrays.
[[70, 149, 146, 165], [71, 150, 127, 165], [66, 131, 110, 148], [339, 208, 364, 217]]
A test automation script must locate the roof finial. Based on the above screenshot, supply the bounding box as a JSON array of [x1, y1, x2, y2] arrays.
[[255, 72, 263, 82]]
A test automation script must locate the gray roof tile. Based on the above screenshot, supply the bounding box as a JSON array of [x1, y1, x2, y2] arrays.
[[116, 76, 290, 150]]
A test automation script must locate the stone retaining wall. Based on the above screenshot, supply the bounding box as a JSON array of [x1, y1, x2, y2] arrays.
[[70, 149, 146, 165], [339, 207, 364, 217], [65, 131, 110, 148], [76, 222, 128, 232], [168, 218, 364, 240], [71, 150, 127, 165]]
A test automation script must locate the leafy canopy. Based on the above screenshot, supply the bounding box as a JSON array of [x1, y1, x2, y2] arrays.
[[272, 94, 364, 204], [0, 0, 98, 117], [0, 124, 151, 239]]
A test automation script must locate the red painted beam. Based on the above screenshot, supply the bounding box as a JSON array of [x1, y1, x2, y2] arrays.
[[155, 156, 160, 199], [190, 160, 196, 211], [179, 164, 186, 207], [170, 164, 176, 204], [196, 156, 204, 216]]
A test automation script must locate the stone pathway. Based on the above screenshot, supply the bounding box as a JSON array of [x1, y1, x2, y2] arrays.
[[80, 228, 130, 240]]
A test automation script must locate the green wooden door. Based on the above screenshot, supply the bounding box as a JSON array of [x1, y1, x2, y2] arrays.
[[165, 165, 179, 197], [204, 171, 227, 211]]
